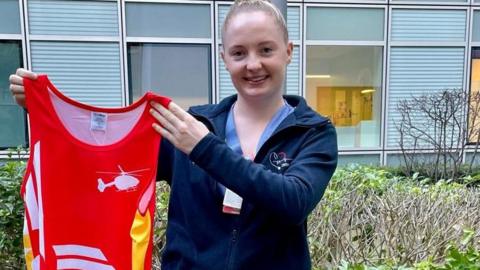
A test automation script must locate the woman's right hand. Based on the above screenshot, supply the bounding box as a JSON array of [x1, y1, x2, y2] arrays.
[[9, 68, 38, 108]]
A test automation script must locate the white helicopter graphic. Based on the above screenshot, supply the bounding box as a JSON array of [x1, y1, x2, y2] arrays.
[[96, 165, 150, 192]]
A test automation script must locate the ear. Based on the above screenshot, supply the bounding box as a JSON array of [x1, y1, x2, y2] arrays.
[[286, 42, 293, 64]]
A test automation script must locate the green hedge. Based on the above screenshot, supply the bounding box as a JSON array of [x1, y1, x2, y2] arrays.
[[1, 161, 479, 269], [0, 159, 25, 269], [309, 165, 480, 269]]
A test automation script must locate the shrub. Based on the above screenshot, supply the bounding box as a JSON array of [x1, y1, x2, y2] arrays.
[[395, 89, 480, 182], [152, 181, 170, 269], [1, 161, 479, 270], [336, 229, 480, 270], [0, 159, 26, 269], [308, 165, 480, 269]]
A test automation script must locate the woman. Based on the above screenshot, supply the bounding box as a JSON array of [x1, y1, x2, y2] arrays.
[[10, 0, 337, 268]]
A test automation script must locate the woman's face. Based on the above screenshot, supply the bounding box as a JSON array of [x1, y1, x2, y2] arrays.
[[221, 11, 293, 102]]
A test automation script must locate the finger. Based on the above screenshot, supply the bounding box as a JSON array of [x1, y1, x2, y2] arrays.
[[12, 94, 26, 107], [152, 123, 176, 144], [151, 102, 181, 127], [149, 108, 176, 134], [13, 94, 26, 102], [9, 84, 24, 95], [16, 68, 38, 80], [168, 102, 190, 121], [9, 74, 24, 86]]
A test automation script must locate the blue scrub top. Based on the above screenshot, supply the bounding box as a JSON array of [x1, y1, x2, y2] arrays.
[[219, 100, 294, 195]]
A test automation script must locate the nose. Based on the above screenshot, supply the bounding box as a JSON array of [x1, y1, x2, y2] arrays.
[[246, 54, 262, 71]]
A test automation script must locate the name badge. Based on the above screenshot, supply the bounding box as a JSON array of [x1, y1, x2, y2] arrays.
[[222, 188, 242, 215]]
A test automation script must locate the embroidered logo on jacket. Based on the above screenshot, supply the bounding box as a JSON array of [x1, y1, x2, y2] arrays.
[[269, 152, 292, 171]]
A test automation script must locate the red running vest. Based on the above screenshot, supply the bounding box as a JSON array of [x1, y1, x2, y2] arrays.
[[21, 75, 170, 270]]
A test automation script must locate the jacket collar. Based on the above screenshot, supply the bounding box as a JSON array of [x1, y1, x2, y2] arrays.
[[189, 95, 329, 138]]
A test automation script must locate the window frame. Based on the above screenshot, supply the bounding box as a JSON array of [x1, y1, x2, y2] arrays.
[[0, 40, 28, 151], [302, 0, 387, 4], [0, 0, 28, 153], [304, 3, 388, 152], [337, 151, 382, 167], [467, 47, 480, 144], [472, 8, 480, 43], [123, 0, 214, 105], [466, 7, 480, 147], [385, 5, 470, 151], [25, 0, 125, 106], [305, 5, 386, 42], [389, 0, 470, 6]]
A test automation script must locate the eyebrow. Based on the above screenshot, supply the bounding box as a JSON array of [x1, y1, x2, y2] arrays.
[[258, 41, 276, 46], [227, 45, 244, 51], [225, 39, 279, 52], [228, 41, 277, 49]]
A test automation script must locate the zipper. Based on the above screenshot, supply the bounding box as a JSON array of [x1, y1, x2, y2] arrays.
[[231, 229, 238, 243], [226, 228, 239, 270]]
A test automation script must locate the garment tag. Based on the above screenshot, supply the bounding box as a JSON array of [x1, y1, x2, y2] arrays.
[[222, 188, 243, 215], [90, 112, 108, 131]]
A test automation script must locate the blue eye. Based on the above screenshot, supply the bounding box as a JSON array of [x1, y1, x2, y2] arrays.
[[231, 51, 244, 58], [262, 48, 273, 54]]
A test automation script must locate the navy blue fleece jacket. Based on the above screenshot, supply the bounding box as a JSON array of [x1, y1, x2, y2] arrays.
[[158, 95, 338, 270]]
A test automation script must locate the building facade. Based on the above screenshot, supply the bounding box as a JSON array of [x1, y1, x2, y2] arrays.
[[0, 0, 479, 165]]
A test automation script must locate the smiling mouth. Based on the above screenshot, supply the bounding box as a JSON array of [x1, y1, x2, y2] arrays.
[[245, 75, 269, 84]]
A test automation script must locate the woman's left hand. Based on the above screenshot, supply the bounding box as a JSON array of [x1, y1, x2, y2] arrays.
[[150, 101, 210, 155]]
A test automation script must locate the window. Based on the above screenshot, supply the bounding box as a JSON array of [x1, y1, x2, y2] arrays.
[[0, 41, 25, 148], [306, 46, 383, 148], [387, 8, 467, 148], [391, 9, 467, 42], [286, 6, 301, 96], [474, 11, 480, 42], [387, 47, 465, 148], [305, 6, 385, 149], [125, 2, 212, 109], [473, 49, 480, 96], [126, 3, 211, 38], [390, 0, 468, 3], [338, 154, 381, 167], [0, 0, 21, 34], [1, 0, 24, 148], [28, 0, 123, 107], [470, 48, 480, 143], [127, 43, 211, 109], [30, 42, 122, 107], [28, 0, 118, 36], [306, 7, 384, 41]]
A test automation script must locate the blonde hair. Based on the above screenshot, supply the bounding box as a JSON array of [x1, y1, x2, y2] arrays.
[[221, 0, 289, 45]]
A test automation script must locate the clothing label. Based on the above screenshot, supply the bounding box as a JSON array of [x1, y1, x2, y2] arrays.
[[222, 188, 242, 215], [90, 112, 108, 131]]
